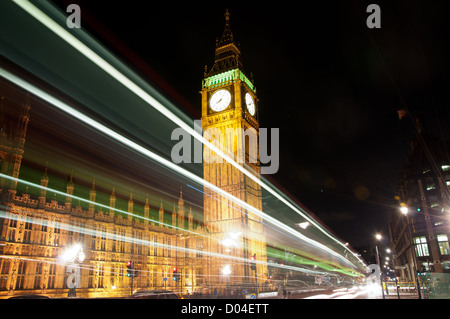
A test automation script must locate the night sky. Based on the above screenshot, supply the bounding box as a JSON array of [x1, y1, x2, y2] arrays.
[[50, 0, 450, 247]]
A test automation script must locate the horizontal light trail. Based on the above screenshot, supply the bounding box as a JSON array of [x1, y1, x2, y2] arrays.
[[0, 173, 211, 241], [11, 0, 366, 270], [0, 68, 363, 275], [194, 188, 358, 278], [2, 173, 354, 276], [187, 183, 322, 252], [190, 185, 359, 276], [334, 290, 368, 299], [0, 209, 342, 277], [0, 253, 288, 293], [0, 208, 248, 268], [1, 216, 334, 280], [303, 287, 370, 299], [0, 172, 270, 263], [0, 254, 264, 283], [266, 247, 351, 275], [0, 254, 266, 284]]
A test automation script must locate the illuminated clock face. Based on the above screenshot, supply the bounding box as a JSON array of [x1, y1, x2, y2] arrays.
[[245, 92, 255, 116], [210, 89, 231, 112]]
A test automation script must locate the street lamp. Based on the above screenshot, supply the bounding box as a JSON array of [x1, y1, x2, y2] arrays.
[[60, 243, 85, 298], [399, 205, 423, 299], [400, 206, 408, 216], [221, 231, 242, 249], [375, 233, 385, 299], [222, 264, 232, 276], [385, 248, 401, 299], [60, 243, 85, 263], [222, 265, 232, 293]]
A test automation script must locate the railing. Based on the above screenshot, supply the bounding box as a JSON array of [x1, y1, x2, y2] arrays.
[[385, 274, 450, 299]]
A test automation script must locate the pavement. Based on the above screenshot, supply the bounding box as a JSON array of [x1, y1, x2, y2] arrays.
[[382, 293, 419, 299]]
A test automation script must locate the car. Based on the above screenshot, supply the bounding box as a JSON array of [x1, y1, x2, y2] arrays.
[[9, 294, 51, 299], [131, 290, 178, 299]]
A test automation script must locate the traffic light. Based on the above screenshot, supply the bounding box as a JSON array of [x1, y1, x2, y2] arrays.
[[250, 254, 256, 271], [126, 261, 133, 277], [172, 267, 178, 281]]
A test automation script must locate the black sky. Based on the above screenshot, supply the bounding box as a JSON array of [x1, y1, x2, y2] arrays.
[[50, 0, 450, 247]]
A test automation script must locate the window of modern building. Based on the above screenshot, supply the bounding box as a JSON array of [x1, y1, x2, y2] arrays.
[[437, 234, 450, 255], [426, 183, 436, 190], [442, 261, 450, 271], [441, 165, 450, 172], [414, 236, 430, 257]]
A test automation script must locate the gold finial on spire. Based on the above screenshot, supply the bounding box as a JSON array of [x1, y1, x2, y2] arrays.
[[69, 169, 74, 184], [43, 160, 48, 177], [128, 188, 133, 202]]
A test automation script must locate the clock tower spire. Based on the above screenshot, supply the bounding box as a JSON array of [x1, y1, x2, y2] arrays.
[[206, 9, 245, 78], [219, 9, 233, 46]]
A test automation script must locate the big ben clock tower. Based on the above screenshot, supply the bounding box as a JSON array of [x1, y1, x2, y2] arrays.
[[201, 10, 267, 291]]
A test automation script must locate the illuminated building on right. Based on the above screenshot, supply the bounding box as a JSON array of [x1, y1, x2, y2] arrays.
[[389, 119, 450, 285]]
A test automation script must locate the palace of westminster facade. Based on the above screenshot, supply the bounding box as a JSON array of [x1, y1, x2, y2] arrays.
[[0, 93, 211, 298], [0, 10, 267, 298]]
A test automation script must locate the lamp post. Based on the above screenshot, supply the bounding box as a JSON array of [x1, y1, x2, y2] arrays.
[[222, 264, 231, 294], [221, 231, 241, 292], [375, 234, 385, 299], [386, 249, 400, 299], [60, 243, 85, 298], [400, 206, 423, 299]]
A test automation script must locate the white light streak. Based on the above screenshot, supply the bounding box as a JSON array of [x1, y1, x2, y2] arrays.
[[0, 67, 360, 272], [11, 0, 366, 269], [0, 209, 336, 277]]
